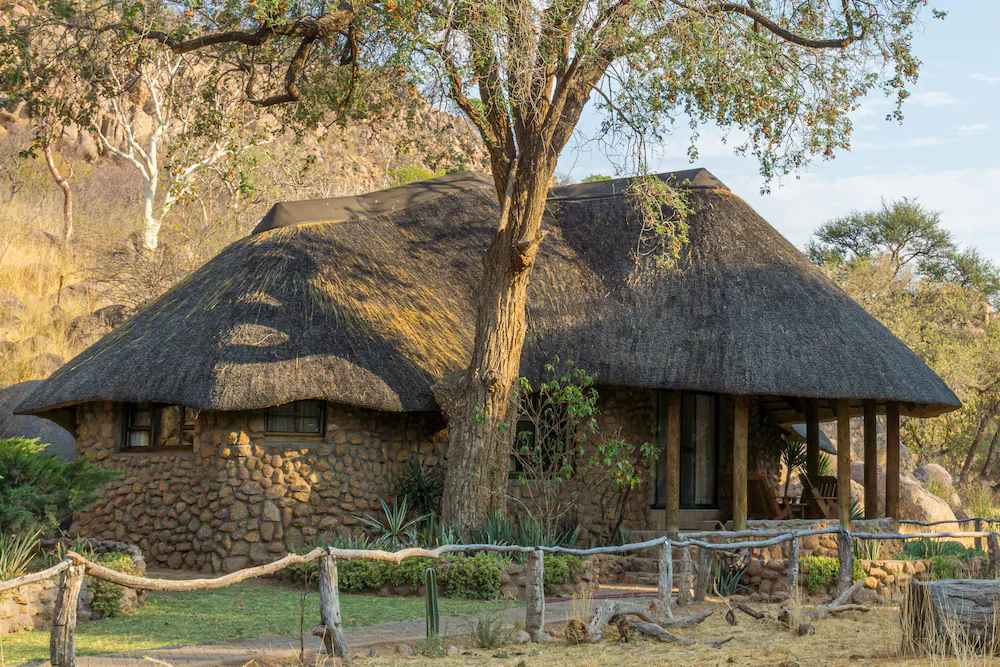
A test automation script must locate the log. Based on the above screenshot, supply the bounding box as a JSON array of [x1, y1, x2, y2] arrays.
[[657, 541, 673, 617], [318, 554, 349, 663], [0, 561, 69, 594], [50, 562, 85, 667], [677, 546, 693, 607], [904, 579, 1000, 655], [564, 599, 712, 644], [525, 550, 549, 642], [836, 532, 854, 594], [694, 548, 713, 602]]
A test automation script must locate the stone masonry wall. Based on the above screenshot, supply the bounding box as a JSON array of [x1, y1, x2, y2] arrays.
[[72, 388, 655, 572]]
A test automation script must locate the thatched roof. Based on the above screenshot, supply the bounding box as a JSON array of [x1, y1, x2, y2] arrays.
[[17, 169, 960, 420]]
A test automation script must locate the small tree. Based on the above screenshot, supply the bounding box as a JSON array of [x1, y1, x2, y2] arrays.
[[508, 360, 657, 545]]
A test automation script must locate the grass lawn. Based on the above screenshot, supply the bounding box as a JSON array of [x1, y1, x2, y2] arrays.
[[0, 579, 519, 666]]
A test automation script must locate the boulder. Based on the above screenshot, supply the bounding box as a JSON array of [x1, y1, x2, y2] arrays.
[[93, 304, 132, 328], [57, 279, 112, 307], [0, 294, 26, 314], [899, 472, 958, 526], [0, 315, 22, 340], [0, 380, 76, 460], [30, 352, 64, 377], [68, 315, 111, 345], [912, 464, 953, 495]]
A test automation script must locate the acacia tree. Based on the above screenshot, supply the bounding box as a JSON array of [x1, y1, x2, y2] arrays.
[[5, 0, 942, 526]]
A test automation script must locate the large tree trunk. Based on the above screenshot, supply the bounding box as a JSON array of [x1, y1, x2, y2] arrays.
[[43, 144, 73, 245], [435, 149, 556, 528], [904, 579, 1000, 656]]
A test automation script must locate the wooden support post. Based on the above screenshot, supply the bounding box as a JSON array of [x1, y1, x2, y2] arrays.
[[665, 391, 682, 534], [694, 547, 712, 602], [319, 554, 350, 663], [733, 395, 749, 531], [976, 519, 983, 553], [886, 401, 900, 521], [525, 550, 549, 642], [806, 398, 820, 482], [657, 541, 674, 616], [988, 533, 1000, 580], [837, 531, 854, 595], [677, 546, 693, 608], [837, 399, 852, 529], [863, 399, 878, 518], [787, 537, 800, 599], [50, 562, 85, 667]]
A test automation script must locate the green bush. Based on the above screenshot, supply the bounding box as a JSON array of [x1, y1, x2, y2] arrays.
[[929, 555, 964, 581], [800, 556, 864, 591], [337, 559, 394, 593], [89, 553, 138, 618], [0, 437, 118, 534], [437, 554, 501, 600], [542, 554, 585, 595], [903, 539, 984, 561]]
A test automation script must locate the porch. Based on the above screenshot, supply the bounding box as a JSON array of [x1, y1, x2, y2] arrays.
[[648, 391, 903, 532]]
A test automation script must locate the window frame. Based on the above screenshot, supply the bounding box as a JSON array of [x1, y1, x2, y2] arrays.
[[120, 403, 198, 453], [265, 400, 327, 438]]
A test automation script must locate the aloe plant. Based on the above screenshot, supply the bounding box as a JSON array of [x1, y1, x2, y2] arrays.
[[354, 497, 429, 551]]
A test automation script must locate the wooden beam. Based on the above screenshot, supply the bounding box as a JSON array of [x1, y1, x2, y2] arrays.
[[733, 395, 749, 531], [50, 562, 85, 667], [806, 398, 820, 481], [837, 399, 852, 529], [864, 399, 878, 518], [886, 402, 900, 520], [525, 549, 549, 642], [665, 391, 682, 534], [318, 554, 349, 663]]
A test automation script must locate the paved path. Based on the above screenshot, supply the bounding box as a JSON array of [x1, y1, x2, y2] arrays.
[[56, 591, 657, 667]]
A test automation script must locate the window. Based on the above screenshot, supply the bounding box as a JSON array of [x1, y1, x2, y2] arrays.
[[266, 400, 325, 435], [651, 391, 720, 509], [123, 404, 198, 450], [509, 416, 575, 479]]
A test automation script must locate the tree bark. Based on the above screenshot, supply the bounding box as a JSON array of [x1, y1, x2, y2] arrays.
[[50, 562, 85, 667], [318, 554, 349, 663], [435, 150, 557, 528], [980, 426, 1000, 478], [525, 549, 549, 642], [43, 144, 73, 245], [904, 579, 1000, 655], [960, 411, 995, 482]]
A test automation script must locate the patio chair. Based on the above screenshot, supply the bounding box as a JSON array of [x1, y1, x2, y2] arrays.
[[799, 474, 838, 519], [747, 472, 793, 520]]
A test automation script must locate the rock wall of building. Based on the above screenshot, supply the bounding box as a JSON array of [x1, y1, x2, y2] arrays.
[[72, 388, 656, 572]]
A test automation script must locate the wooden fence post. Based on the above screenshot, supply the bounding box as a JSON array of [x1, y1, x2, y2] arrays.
[[837, 532, 854, 595], [694, 547, 712, 602], [50, 561, 85, 667], [787, 536, 800, 599], [525, 550, 549, 642], [657, 541, 673, 615], [319, 553, 350, 663], [975, 519, 983, 553], [988, 533, 1000, 580], [677, 546, 692, 607]]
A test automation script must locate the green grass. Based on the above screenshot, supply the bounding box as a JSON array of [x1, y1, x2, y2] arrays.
[[0, 579, 519, 666]]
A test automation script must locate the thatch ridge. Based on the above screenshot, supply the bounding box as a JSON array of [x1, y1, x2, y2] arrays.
[[17, 169, 960, 418]]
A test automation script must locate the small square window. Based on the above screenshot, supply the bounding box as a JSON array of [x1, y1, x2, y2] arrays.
[[266, 400, 325, 435], [122, 403, 197, 450]]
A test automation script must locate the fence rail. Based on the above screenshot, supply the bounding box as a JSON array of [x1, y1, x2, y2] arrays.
[[6, 520, 1000, 667]]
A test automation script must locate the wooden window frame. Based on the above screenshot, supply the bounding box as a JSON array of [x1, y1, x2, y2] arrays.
[[120, 403, 197, 453], [265, 400, 327, 438]]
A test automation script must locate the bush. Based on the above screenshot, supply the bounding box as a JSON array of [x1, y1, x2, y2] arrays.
[[437, 554, 502, 600], [800, 556, 864, 591], [903, 539, 985, 561], [89, 553, 138, 618], [394, 459, 444, 518], [542, 554, 584, 595], [337, 559, 394, 593], [929, 555, 965, 581], [0, 437, 118, 534]]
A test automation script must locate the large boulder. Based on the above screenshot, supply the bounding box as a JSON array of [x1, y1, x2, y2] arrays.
[[912, 464, 953, 495], [0, 380, 76, 461], [899, 472, 958, 525]]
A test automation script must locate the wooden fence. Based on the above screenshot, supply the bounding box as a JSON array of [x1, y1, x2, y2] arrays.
[[3, 522, 1000, 667]]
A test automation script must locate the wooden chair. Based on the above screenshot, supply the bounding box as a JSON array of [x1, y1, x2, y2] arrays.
[[799, 474, 838, 519], [747, 472, 793, 520]]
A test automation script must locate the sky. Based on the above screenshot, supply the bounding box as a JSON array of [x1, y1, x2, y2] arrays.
[[557, 0, 1000, 260]]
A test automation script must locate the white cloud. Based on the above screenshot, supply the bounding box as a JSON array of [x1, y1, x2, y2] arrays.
[[902, 137, 945, 148], [726, 168, 1000, 262], [955, 123, 989, 136], [909, 91, 965, 107], [969, 73, 1000, 84]]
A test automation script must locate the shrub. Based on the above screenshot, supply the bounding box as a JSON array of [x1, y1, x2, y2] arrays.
[[929, 555, 965, 581], [0, 530, 40, 592], [89, 553, 138, 618], [337, 559, 394, 593], [437, 554, 502, 600], [542, 554, 584, 595], [466, 612, 512, 649], [394, 459, 444, 518], [903, 539, 983, 561], [0, 437, 118, 534], [800, 556, 864, 591]]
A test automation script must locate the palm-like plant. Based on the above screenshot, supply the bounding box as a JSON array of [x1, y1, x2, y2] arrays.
[[779, 436, 808, 498], [354, 498, 429, 551]]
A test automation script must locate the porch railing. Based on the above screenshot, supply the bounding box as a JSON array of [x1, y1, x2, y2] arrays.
[[3, 520, 1000, 667]]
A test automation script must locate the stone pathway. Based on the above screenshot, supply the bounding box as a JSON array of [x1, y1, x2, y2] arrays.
[[51, 592, 657, 667]]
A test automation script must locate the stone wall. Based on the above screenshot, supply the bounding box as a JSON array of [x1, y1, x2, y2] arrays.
[[71, 389, 656, 572], [745, 518, 897, 558]]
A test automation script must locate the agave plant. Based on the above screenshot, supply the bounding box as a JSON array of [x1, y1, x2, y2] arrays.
[[354, 498, 429, 551], [0, 529, 40, 582]]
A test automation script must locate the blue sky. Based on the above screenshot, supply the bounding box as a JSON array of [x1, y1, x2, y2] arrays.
[[558, 0, 1000, 259]]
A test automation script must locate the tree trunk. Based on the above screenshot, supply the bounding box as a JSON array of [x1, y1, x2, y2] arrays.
[[960, 413, 993, 482], [43, 144, 73, 245], [435, 150, 556, 528], [980, 425, 1000, 478], [50, 562, 85, 667], [904, 579, 1000, 655]]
